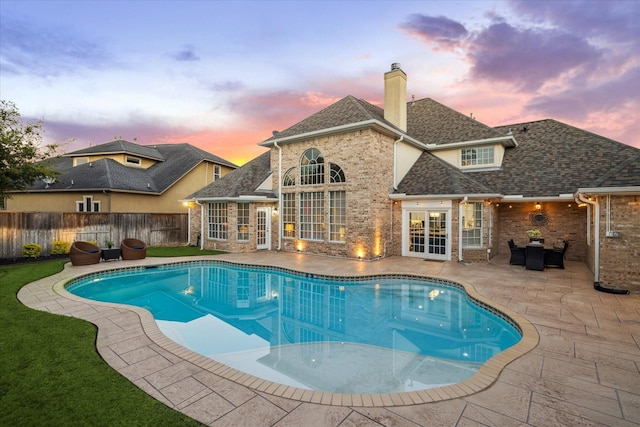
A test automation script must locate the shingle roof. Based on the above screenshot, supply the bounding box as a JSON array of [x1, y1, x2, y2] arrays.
[[399, 119, 640, 197], [199, 93, 640, 201], [24, 142, 237, 194], [396, 152, 495, 195], [407, 98, 504, 145], [66, 139, 165, 161], [188, 151, 275, 199], [263, 96, 388, 142]]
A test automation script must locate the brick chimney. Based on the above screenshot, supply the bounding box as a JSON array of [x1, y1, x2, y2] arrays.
[[384, 63, 407, 131]]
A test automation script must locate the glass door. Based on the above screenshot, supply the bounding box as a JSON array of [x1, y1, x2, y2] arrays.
[[427, 211, 447, 257], [408, 212, 426, 254], [406, 210, 448, 260], [256, 208, 270, 250]]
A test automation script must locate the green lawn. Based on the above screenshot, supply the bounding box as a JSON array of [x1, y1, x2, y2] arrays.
[[0, 248, 221, 426]]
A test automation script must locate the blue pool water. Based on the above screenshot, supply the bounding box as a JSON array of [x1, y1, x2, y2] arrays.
[[67, 261, 521, 393]]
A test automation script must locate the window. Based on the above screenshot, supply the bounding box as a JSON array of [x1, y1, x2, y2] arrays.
[[283, 168, 296, 187], [461, 202, 483, 247], [300, 192, 324, 240], [329, 191, 345, 242], [282, 193, 296, 238], [76, 195, 100, 212], [300, 148, 324, 185], [214, 165, 221, 181], [329, 163, 345, 183], [126, 156, 141, 165], [461, 147, 494, 167], [208, 202, 228, 240], [73, 157, 89, 166], [237, 203, 249, 241]]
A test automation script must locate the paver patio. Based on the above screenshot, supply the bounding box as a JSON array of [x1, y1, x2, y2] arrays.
[[18, 253, 640, 426]]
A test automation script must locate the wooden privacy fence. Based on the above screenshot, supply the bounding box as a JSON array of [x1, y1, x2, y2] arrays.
[[0, 212, 189, 259]]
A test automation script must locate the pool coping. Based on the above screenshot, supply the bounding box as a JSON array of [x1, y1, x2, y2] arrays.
[[51, 258, 539, 407]]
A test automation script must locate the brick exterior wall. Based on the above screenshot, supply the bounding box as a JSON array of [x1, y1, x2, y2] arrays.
[[494, 201, 587, 262], [274, 129, 395, 260], [597, 195, 640, 292]]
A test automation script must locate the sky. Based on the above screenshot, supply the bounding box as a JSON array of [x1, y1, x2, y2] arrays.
[[1, 0, 638, 166]]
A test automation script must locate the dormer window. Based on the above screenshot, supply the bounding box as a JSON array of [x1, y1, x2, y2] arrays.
[[126, 156, 141, 166], [461, 146, 494, 167], [74, 157, 89, 166]]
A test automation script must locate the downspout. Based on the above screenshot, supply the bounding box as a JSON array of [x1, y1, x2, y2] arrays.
[[195, 200, 205, 250], [185, 204, 191, 246], [274, 141, 283, 250], [575, 193, 629, 294], [458, 196, 467, 263]]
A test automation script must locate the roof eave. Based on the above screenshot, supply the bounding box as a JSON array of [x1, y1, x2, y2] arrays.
[[577, 186, 640, 195], [427, 135, 517, 151], [260, 120, 429, 150], [390, 193, 502, 200]]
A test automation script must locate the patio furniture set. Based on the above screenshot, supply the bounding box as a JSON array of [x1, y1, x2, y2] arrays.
[[508, 239, 569, 271], [69, 238, 147, 266]]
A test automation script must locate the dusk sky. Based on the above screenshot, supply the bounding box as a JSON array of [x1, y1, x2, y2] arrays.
[[1, 0, 638, 166]]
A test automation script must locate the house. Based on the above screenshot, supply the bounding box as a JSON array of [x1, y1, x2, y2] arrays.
[[6, 139, 237, 214], [186, 64, 640, 292]]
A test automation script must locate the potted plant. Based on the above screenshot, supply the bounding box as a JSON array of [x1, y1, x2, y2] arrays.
[[527, 229, 543, 243], [105, 240, 114, 249]]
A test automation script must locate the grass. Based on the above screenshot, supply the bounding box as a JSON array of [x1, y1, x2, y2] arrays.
[[0, 252, 215, 426]]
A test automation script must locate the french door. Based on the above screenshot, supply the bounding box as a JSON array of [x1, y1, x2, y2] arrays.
[[405, 209, 449, 260], [256, 208, 270, 250]]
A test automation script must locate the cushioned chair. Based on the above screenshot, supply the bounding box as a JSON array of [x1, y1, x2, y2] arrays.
[[120, 238, 147, 260], [508, 239, 526, 266], [545, 241, 569, 269], [69, 241, 102, 266]]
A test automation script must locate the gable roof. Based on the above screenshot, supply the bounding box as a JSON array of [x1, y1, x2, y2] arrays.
[[398, 118, 640, 198], [65, 139, 165, 161], [407, 98, 505, 145], [187, 151, 275, 200], [21, 141, 237, 194]]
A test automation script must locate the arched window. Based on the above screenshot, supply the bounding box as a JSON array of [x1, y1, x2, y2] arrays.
[[283, 168, 296, 186], [329, 163, 345, 183], [300, 148, 324, 185]]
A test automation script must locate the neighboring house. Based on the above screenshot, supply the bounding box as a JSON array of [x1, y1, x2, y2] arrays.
[[186, 64, 640, 292], [6, 139, 237, 214]]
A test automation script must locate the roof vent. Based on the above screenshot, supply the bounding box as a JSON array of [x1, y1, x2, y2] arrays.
[[391, 63, 401, 71], [147, 183, 151, 189]]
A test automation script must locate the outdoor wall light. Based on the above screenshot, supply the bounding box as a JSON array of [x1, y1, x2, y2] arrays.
[[535, 202, 541, 210]]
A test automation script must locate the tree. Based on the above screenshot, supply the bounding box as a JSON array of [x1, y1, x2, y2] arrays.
[[0, 100, 61, 200]]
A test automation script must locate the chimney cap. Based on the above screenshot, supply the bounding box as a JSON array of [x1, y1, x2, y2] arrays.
[[391, 63, 401, 71]]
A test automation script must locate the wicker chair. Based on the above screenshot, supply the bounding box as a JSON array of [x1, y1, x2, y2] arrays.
[[508, 239, 526, 266], [545, 241, 569, 269], [120, 238, 147, 260], [69, 241, 102, 266]]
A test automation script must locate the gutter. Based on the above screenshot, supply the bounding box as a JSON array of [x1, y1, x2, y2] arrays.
[[458, 196, 467, 262], [274, 141, 283, 250], [575, 192, 629, 295], [195, 199, 205, 250]]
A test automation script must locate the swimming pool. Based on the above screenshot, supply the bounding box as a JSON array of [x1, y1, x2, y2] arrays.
[[66, 261, 522, 394]]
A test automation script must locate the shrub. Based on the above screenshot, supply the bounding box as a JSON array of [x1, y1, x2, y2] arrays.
[[51, 240, 71, 255], [22, 243, 42, 258]]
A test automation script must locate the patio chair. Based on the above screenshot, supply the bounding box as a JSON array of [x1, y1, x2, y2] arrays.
[[508, 239, 526, 266], [545, 241, 569, 269], [120, 238, 147, 260], [69, 241, 102, 266]]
